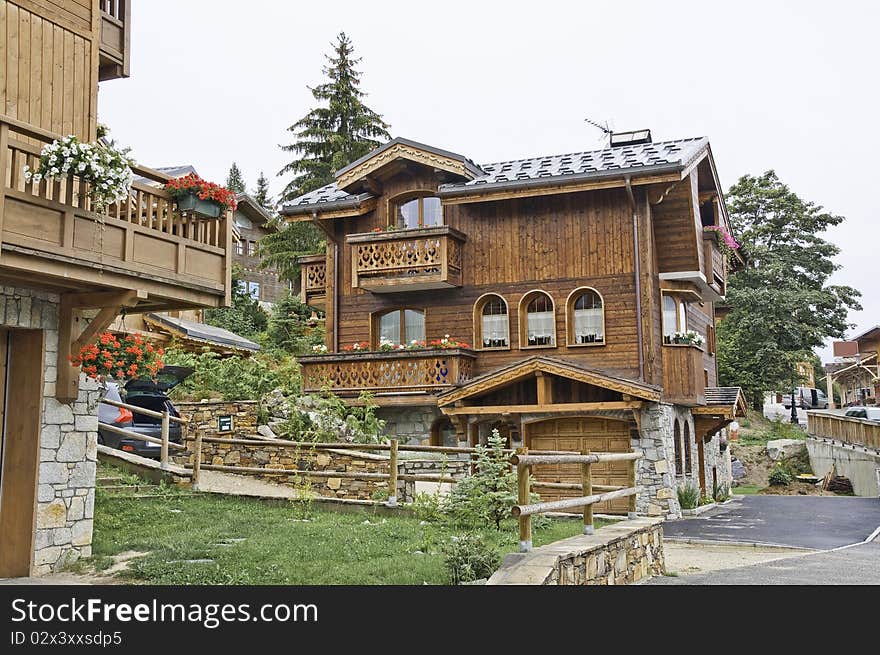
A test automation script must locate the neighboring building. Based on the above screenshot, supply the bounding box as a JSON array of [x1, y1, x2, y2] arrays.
[[0, 1, 233, 576], [232, 193, 288, 310], [283, 134, 746, 518], [828, 326, 880, 405]]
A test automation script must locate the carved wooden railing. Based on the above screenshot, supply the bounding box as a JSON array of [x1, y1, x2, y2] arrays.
[[299, 349, 476, 394], [703, 235, 726, 296], [349, 225, 465, 292], [99, 0, 131, 80], [0, 114, 230, 304], [662, 344, 706, 405], [299, 253, 327, 308], [807, 411, 880, 451]]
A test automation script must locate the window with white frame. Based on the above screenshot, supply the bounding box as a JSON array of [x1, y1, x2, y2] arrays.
[[475, 295, 509, 349], [568, 288, 605, 345], [521, 291, 555, 347]]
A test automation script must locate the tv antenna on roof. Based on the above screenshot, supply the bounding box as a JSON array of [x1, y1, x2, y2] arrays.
[[584, 117, 613, 146]]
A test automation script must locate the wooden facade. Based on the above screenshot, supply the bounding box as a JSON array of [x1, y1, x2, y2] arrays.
[[288, 137, 733, 416]]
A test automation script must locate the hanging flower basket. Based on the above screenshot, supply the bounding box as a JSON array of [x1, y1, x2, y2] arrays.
[[165, 173, 237, 219]]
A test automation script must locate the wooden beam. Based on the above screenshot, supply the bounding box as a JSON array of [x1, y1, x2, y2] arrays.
[[442, 401, 643, 416], [536, 372, 553, 405], [62, 289, 147, 309]]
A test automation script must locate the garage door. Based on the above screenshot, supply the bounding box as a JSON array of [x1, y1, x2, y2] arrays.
[[526, 417, 631, 514]]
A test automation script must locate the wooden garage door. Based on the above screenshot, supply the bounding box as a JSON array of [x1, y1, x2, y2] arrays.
[[527, 417, 631, 514]]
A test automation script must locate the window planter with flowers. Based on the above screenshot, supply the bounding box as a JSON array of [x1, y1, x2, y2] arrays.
[[702, 225, 741, 261], [313, 336, 471, 355], [165, 173, 238, 219], [69, 332, 165, 384], [23, 134, 134, 213], [664, 330, 705, 347]]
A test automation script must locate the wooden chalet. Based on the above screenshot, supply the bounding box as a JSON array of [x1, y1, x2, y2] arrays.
[[0, 1, 233, 576], [284, 132, 746, 517]]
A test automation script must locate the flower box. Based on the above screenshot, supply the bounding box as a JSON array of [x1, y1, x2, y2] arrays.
[[175, 191, 223, 219]]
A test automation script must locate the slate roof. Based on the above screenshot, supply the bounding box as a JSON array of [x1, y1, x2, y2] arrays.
[[281, 137, 709, 214], [145, 313, 260, 352], [705, 387, 743, 407]]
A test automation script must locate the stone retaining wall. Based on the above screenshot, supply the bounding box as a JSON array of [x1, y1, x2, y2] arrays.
[[487, 517, 664, 585], [174, 400, 259, 439], [173, 438, 470, 502]]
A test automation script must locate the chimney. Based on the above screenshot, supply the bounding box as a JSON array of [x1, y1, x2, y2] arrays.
[[609, 129, 652, 147]]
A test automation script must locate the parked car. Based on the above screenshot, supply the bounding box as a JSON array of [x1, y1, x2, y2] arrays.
[[781, 386, 828, 410], [844, 406, 880, 423], [97, 366, 193, 458]]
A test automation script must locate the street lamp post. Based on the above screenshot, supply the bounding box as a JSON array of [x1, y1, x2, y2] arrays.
[[790, 388, 799, 424]]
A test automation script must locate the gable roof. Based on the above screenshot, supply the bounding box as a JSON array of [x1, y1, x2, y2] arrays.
[[234, 192, 276, 227], [436, 356, 662, 406], [698, 386, 747, 417], [281, 136, 710, 216], [144, 313, 260, 354], [335, 136, 484, 183]]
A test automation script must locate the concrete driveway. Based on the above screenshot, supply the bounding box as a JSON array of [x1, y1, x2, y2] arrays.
[[662, 495, 880, 550]]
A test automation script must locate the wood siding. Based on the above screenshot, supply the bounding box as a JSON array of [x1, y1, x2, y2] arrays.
[[652, 175, 699, 274], [1, 1, 98, 142]]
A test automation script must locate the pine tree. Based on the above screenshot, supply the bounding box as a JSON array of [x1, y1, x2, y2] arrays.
[[252, 171, 273, 211], [277, 32, 391, 203], [226, 162, 246, 194]]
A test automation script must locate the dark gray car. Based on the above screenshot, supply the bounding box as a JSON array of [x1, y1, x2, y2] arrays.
[[97, 366, 193, 458]]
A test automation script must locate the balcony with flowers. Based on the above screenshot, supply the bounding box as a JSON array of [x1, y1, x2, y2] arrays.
[[299, 335, 476, 397]]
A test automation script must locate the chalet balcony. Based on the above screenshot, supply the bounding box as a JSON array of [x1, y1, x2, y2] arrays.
[[299, 348, 476, 396], [349, 225, 465, 293], [662, 344, 706, 406], [0, 115, 231, 312], [299, 253, 327, 309], [99, 1, 131, 81], [703, 234, 726, 296]]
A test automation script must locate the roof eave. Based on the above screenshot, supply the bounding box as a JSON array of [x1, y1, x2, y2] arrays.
[[280, 193, 374, 217]]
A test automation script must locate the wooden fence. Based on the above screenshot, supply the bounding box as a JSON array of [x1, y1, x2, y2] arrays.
[[98, 398, 189, 468], [806, 411, 880, 451], [510, 448, 643, 552]]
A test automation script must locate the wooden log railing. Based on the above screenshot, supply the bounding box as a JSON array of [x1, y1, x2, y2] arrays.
[[348, 226, 466, 292], [298, 348, 477, 394], [806, 411, 880, 451], [510, 449, 643, 552], [98, 397, 189, 470]]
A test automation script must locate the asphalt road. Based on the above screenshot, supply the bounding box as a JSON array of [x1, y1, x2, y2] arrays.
[[661, 495, 880, 550], [650, 541, 880, 585]]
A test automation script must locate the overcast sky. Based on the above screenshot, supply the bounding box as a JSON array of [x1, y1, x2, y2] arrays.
[[97, 0, 875, 363]]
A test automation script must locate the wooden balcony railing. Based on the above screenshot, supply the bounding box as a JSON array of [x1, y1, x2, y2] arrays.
[[349, 225, 465, 293], [0, 114, 230, 309], [662, 344, 706, 405], [807, 411, 880, 451], [703, 235, 726, 296], [299, 349, 476, 395], [299, 253, 326, 309], [99, 0, 131, 80]]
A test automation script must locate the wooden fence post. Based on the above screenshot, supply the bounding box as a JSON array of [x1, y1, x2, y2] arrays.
[[191, 426, 203, 491], [581, 448, 593, 534], [387, 438, 398, 506], [160, 410, 170, 470], [516, 447, 531, 552], [627, 452, 638, 519]]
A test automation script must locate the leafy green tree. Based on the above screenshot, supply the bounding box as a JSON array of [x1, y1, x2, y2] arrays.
[[277, 31, 391, 202], [204, 267, 268, 340], [717, 171, 861, 408], [252, 171, 273, 210], [226, 162, 246, 194]]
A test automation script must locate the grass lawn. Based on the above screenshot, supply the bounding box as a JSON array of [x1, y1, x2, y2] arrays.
[[83, 488, 609, 585], [731, 484, 764, 495]]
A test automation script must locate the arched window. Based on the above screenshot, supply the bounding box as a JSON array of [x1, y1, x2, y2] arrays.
[[474, 294, 509, 350], [566, 288, 605, 346], [683, 421, 692, 474], [519, 291, 556, 348], [673, 419, 682, 476], [662, 293, 689, 343], [394, 195, 443, 229], [375, 309, 425, 348]]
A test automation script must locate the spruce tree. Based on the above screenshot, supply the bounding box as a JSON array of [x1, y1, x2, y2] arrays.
[[277, 32, 391, 202], [226, 162, 246, 194], [253, 171, 273, 211]]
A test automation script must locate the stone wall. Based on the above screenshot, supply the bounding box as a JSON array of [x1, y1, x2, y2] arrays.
[[377, 406, 442, 445], [806, 436, 880, 496], [487, 517, 664, 585], [173, 437, 470, 502], [174, 400, 259, 439], [2, 286, 99, 575], [704, 428, 733, 493]]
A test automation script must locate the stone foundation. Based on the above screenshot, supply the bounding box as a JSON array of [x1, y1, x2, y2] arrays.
[[2, 286, 99, 575], [174, 400, 259, 438], [377, 406, 442, 445], [487, 517, 665, 585]]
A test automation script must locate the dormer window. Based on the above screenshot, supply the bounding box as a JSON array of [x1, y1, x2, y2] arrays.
[[395, 195, 443, 229]]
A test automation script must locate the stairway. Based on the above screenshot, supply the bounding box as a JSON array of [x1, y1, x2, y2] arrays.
[[96, 466, 177, 499]]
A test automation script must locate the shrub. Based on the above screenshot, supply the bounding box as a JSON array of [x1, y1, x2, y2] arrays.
[[412, 491, 446, 523], [445, 429, 516, 530], [768, 464, 792, 486], [282, 390, 386, 444], [713, 481, 730, 503], [677, 482, 701, 509], [441, 533, 500, 585]]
